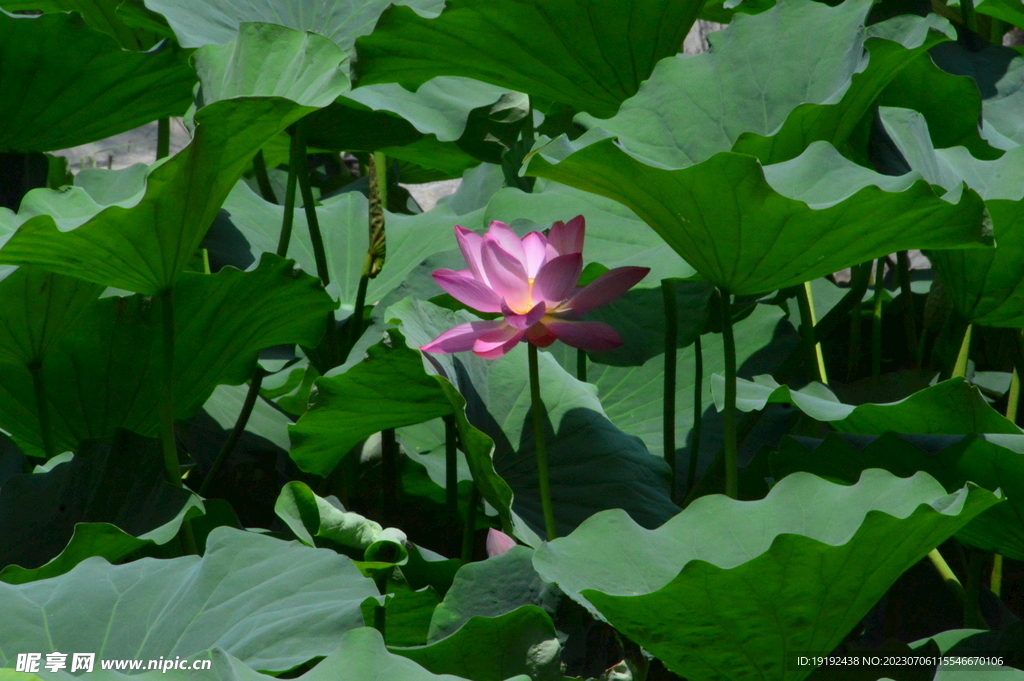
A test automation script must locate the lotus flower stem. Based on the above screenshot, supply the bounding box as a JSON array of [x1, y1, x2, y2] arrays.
[[156, 117, 170, 161], [528, 343, 557, 540], [444, 414, 458, 519], [462, 485, 479, 563], [252, 150, 277, 204], [28, 359, 54, 457], [158, 287, 180, 489], [661, 280, 678, 496], [199, 368, 265, 497], [719, 288, 738, 499], [952, 324, 972, 379], [896, 251, 918, 358], [687, 335, 703, 500], [796, 282, 827, 384], [276, 127, 300, 258], [576, 349, 587, 382], [381, 428, 399, 525]]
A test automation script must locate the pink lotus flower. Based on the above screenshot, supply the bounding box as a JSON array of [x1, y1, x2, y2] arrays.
[[421, 217, 649, 359]]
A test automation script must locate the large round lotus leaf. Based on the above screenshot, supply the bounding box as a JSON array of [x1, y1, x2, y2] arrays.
[[354, 0, 704, 118], [0, 527, 379, 672], [527, 137, 991, 296], [879, 106, 1024, 327], [578, 0, 954, 168], [144, 0, 444, 52], [0, 255, 335, 454], [533, 470, 1001, 681], [0, 23, 350, 293], [773, 432, 1024, 561], [716, 375, 1022, 435], [0, 9, 194, 153]]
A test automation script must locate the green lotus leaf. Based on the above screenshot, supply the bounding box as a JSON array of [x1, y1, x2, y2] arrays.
[[0, 0, 165, 50], [387, 298, 678, 540], [533, 470, 1001, 681], [0, 9, 194, 153], [927, 40, 1024, 151], [5, 627, 516, 680], [527, 136, 991, 296], [428, 545, 558, 642], [144, 0, 444, 52], [0, 23, 350, 293], [773, 432, 1024, 561], [0, 267, 102, 365], [0, 527, 379, 672], [194, 23, 351, 107], [973, 0, 1024, 31], [714, 375, 1021, 435], [393, 606, 562, 681], [0, 254, 334, 453], [288, 327, 515, 534], [0, 430, 207, 585], [880, 106, 1024, 327], [365, 583, 441, 647], [354, 0, 703, 118], [578, 0, 954, 168]]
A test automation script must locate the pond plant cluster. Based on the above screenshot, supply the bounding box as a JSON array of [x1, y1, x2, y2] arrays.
[[2, 0, 1024, 679]]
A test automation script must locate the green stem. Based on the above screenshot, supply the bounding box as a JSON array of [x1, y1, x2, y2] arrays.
[[719, 288, 738, 499], [687, 335, 703, 500], [1007, 369, 1020, 423], [991, 553, 1003, 596], [576, 349, 587, 382], [952, 323, 973, 379], [872, 257, 886, 379], [276, 127, 301, 258], [528, 343, 557, 540], [158, 288, 180, 488], [444, 415, 458, 519], [29, 359, 54, 458], [897, 251, 919, 359], [294, 120, 330, 287], [156, 118, 170, 161], [350, 273, 369, 349], [199, 368, 265, 497], [796, 281, 827, 383], [662, 280, 678, 497], [294, 120, 339, 365], [381, 428, 399, 525], [462, 485, 479, 563], [928, 548, 970, 613], [961, 0, 978, 32], [252, 149, 278, 204]]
